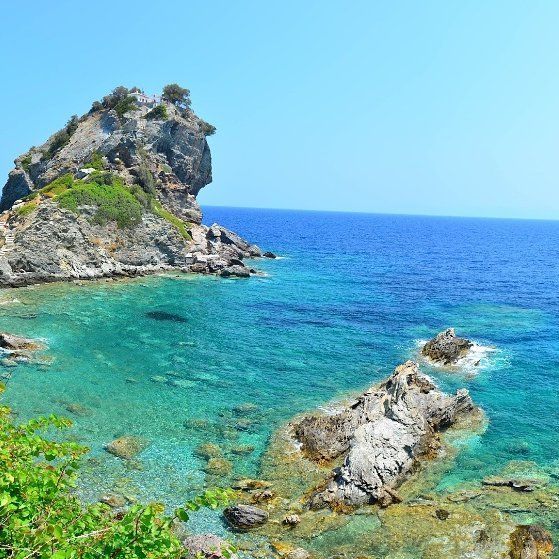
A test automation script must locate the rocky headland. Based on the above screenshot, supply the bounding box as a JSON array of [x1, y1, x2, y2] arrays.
[[0, 86, 272, 287]]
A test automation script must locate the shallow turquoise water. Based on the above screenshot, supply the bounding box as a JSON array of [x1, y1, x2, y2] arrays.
[[1, 208, 558, 540]]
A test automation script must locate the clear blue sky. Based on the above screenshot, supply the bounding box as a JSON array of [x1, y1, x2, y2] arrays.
[[1, 1, 558, 219]]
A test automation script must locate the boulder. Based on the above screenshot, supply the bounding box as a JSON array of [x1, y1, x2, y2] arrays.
[[219, 265, 250, 278], [421, 328, 473, 364], [263, 251, 277, 259], [223, 504, 269, 530], [293, 361, 478, 508], [105, 436, 148, 460], [509, 525, 553, 559]]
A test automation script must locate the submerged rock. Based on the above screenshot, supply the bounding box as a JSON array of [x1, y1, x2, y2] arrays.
[[293, 361, 478, 508], [181, 533, 233, 558], [0, 332, 43, 351], [421, 328, 473, 364], [105, 436, 149, 460], [223, 504, 269, 530], [509, 524, 553, 559]]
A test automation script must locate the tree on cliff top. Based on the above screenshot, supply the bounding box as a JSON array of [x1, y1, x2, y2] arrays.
[[162, 83, 191, 109]]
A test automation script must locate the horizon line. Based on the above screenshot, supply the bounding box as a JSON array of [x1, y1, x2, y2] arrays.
[[201, 204, 559, 223]]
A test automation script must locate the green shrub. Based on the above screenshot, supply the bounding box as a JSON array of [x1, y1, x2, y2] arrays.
[[85, 151, 105, 171], [114, 95, 138, 119], [58, 177, 143, 228], [43, 116, 79, 160], [199, 120, 216, 136], [162, 84, 191, 109], [145, 105, 168, 120], [15, 199, 39, 217], [40, 173, 75, 197], [0, 384, 233, 558], [20, 156, 32, 172], [151, 200, 192, 240]]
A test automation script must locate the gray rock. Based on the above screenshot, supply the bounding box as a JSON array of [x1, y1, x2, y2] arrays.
[[421, 328, 473, 364], [293, 361, 478, 508], [181, 534, 233, 558], [219, 265, 250, 278], [223, 504, 269, 530]]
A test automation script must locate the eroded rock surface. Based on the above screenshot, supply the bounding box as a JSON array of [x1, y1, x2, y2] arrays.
[[509, 524, 553, 559], [0, 332, 43, 351], [293, 361, 478, 508], [421, 328, 473, 364]]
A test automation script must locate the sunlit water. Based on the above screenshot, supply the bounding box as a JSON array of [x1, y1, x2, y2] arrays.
[[1, 208, 559, 546]]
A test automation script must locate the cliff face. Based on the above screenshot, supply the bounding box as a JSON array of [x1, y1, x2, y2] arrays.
[[0, 89, 266, 286]]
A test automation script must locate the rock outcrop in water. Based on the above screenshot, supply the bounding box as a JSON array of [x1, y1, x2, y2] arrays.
[[0, 86, 269, 287], [293, 361, 478, 508], [421, 328, 473, 365]]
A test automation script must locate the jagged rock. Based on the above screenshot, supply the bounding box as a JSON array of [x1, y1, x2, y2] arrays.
[[0, 88, 270, 287], [263, 251, 277, 258], [0, 332, 42, 351], [181, 534, 233, 558], [293, 361, 478, 508], [421, 328, 473, 364], [509, 525, 553, 559], [105, 436, 148, 460], [223, 504, 269, 530]]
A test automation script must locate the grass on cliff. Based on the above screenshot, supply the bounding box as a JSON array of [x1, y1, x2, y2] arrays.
[[0, 383, 233, 558], [151, 200, 192, 240], [40, 171, 193, 236], [57, 174, 143, 228]]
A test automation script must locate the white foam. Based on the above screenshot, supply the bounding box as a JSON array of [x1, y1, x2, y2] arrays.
[[415, 339, 497, 376]]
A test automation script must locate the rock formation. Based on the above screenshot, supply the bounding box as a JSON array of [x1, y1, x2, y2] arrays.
[[293, 361, 478, 508], [509, 525, 553, 559], [421, 328, 473, 364], [0, 86, 270, 287]]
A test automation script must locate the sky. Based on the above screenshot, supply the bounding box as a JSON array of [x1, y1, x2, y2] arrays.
[[1, 1, 558, 219]]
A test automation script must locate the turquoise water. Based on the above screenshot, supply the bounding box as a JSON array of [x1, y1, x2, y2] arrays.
[[1, 208, 559, 541]]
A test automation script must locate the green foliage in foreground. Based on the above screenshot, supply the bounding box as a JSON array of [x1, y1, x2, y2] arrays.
[[0, 384, 233, 558], [57, 174, 143, 228], [151, 200, 192, 240]]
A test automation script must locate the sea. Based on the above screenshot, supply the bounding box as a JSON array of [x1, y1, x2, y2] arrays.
[[1, 207, 558, 555]]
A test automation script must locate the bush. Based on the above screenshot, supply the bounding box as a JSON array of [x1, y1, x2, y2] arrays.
[[199, 120, 216, 136], [84, 151, 106, 171], [0, 384, 233, 558], [162, 84, 191, 109], [58, 176, 143, 228], [20, 156, 32, 172], [15, 198, 39, 217], [43, 115, 79, 160], [114, 95, 138, 120], [40, 173, 75, 197], [145, 104, 168, 120]]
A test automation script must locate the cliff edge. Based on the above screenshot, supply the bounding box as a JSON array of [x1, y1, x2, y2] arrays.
[[0, 85, 268, 287]]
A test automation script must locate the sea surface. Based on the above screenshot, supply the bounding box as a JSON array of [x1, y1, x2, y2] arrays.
[[1, 208, 559, 551]]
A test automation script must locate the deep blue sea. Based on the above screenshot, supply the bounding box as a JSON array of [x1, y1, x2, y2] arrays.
[[1, 208, 558, 547]]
